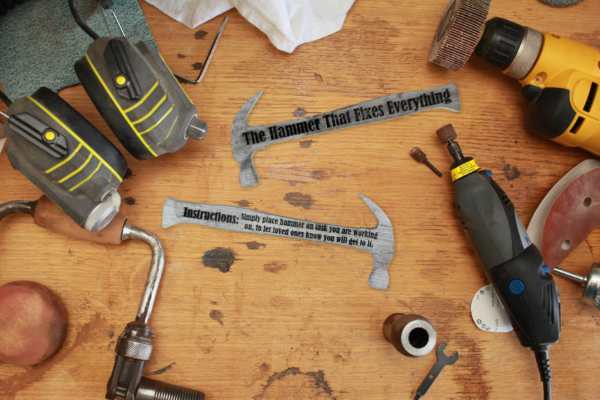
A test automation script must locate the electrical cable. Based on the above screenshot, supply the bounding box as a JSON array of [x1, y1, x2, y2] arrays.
[[0, 90, 12, 108], [0, 0, 27, 15], [69, 0, 99, 40], [532, 345, 552, 400]]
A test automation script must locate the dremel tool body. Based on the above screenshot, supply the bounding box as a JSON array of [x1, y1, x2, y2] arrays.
[[437, 124, 560, 400]]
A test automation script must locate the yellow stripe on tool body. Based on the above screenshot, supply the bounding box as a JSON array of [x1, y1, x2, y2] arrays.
[[140, 106, 174, 135], [124, 79, 159, 113], [132, 93, 168, 125], [58, 153, 93, 183], [69, 161, 103, 192], [451, 160, 480, 182], [156, 116, 178, 146], [45, 143, 83, 173], [28, 97, 123, 182], [84, 53, 158, 157], [159, 53, 194, 105]]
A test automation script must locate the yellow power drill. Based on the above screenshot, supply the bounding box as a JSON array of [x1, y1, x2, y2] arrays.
[[429, 0, 600, 156]]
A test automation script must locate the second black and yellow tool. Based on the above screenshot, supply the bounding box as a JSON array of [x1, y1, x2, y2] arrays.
[[69, 0, 227, 160]]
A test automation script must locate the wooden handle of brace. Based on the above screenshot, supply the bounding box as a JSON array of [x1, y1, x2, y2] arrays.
[[33, 196, 127, 245]]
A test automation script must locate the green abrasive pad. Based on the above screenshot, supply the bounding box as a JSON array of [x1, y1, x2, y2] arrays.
[[0, 0, 156, 100]]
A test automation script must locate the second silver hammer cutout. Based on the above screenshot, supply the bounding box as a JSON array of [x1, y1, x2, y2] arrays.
[[163, 194, 394, 289]]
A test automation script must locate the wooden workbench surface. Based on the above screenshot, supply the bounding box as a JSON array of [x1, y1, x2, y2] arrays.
[[1, 0, 600, 398]]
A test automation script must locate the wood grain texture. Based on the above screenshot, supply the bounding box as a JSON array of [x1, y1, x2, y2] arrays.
[[1, 0, 600, 399]]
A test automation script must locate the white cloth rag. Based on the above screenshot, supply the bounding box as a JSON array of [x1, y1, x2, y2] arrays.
[[144, 0, 356, 53]]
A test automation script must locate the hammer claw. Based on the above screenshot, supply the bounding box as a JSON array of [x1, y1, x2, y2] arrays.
[[232, 90, 263, 129]]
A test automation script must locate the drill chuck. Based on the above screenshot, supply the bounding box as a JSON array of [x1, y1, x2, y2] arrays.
[[475, 17, 543, 80]]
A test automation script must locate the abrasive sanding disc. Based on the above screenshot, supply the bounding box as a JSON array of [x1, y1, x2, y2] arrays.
[[538, 0, 582, 6], [429, 0, 492, 71]]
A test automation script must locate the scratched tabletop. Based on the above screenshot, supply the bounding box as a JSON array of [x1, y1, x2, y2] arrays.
[[1, 1, 600, 399]]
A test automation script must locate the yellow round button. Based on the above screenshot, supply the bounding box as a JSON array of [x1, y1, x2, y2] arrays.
[[116, 75, 127, 86], [44, 131, 56, 142]]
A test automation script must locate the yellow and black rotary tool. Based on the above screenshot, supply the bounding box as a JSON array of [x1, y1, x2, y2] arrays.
[[429, 0, 600, 156]]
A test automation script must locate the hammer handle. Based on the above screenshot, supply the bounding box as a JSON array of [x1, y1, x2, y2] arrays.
[[33, 196, 126, 245]]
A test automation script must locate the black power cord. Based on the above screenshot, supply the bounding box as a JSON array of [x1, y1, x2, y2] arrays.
[[0, 0, 26, 16], [69, 0, 99, 40], [533, 346, 553, 400], [0, 90, 12, 108]]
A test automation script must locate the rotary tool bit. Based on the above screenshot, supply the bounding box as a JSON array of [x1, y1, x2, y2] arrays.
[[428, 0, 491, 72], [429, 0, 600, 158], [437, 124, 560, 400], [410, 147, 442, 177], [553, 265, 600, 310]]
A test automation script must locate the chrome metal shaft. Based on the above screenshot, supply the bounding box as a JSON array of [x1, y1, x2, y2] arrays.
[[553, 267, 587, 285], [122, 223, 165, 324], [0, 201, 33, 222]]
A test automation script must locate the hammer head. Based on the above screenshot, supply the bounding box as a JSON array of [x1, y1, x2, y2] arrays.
[[231, 91, 264, 187], [360, 194, 394, 290]]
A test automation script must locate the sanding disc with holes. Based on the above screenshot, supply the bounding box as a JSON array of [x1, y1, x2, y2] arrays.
[[429, 0, 491, 71], [528, 160, 600, 272]]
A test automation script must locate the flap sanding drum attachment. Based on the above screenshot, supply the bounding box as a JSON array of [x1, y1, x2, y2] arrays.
[[429, 0, 491, 71]]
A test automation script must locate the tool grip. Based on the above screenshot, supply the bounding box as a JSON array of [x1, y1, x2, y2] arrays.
[[33, 196, 126, 244], [488, 245, 561, 347]]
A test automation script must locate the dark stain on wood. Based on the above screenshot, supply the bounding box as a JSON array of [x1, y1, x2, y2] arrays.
[[202, 248, 237, 273], [123, 168, 133, 179], [195, 30, 208, 39], [294, 108, 307, 117], [0, 313, 105, 400], [210, 310, 224, 326], [107, 327, 114, 339], [240, 241, 267, 250], [289, 181, 297, 186], [210, 301, 218, 305], [300, 140, 315, 148], [258, 362, 271, 372], [152, 362, 176, 375], [254, 367, 337, 399], [451, 336, 491, 399], [503, 163, 520, 181], [284, 192, 314, 209], [177, 53, 187, 58], [314, 73, 323, 82], [233, 200, 251, 207], [264, 262, 287, 274], [124, 197, 136, 205], [501, 157, 520, 181], [192, 62, 203, 70], [311, 170, 331, 180]]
